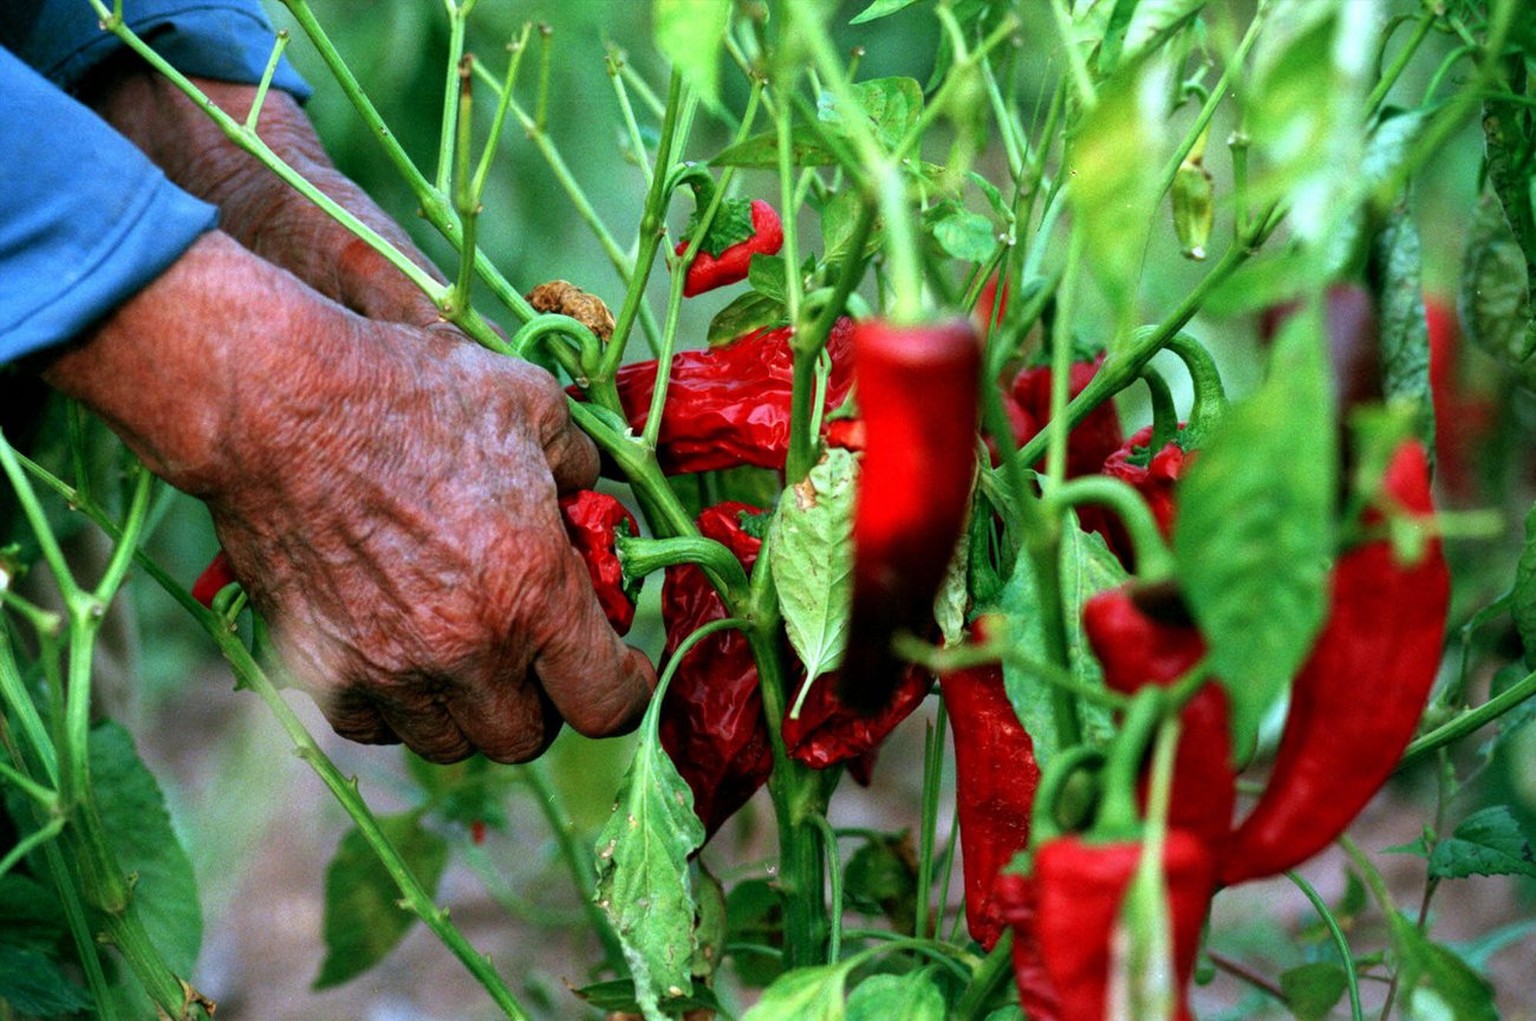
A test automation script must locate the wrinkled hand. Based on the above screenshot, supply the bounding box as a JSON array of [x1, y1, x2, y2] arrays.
[[46, 234, 653, 763]]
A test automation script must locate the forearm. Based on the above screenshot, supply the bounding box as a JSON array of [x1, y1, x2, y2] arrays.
[[84, 67, 444, 327]]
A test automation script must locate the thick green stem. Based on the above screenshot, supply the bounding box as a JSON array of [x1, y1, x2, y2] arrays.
[[1399, 668, 1536, 768]]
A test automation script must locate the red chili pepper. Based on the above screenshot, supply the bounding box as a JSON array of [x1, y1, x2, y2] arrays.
[[1222, 440, 1449, 885], [1010, 355, 1125, 478], [1426, 296, 1493, 502], [657, 502, 775, 840], [1259, 284, 1382, 412], [1095, 424, 1190, 567], [992, 873, 1061, 1021], [470, 819, 488, 846], [782, 663, 931, 780], [558, 490, 641, 635], [1024, 831, 1216, 1021], [612, 317, 855, 474], [940, 625, 1040, 950], [191, 550, 237, 609], [676, 198, 784, 297], [839, 317, 981, 713], [1081, 584, 1235, 855]]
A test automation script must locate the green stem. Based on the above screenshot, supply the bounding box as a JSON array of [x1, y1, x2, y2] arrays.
[[615, 535, 750, 603], [435, 1, 473, 193], [1365, 5, 1438, 116], [245, 30, 290, 131], [809, 813, 844, 961], [1044, 230, 1084, 487], [1051, 476, 1175, 581], [1286, 872, 1363, 1021], [0, 813, 63, 880], [1141, 367, 1179, 454], [1398, 667, 1536, 768], [606, 71, 687, 374], [953, 929, 1015, 1020], [914, 705, 948, 940]]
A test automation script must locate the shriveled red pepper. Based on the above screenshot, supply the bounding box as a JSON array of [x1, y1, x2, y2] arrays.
[[1101, 424, 1189, 539], [657, 502, 775, 839], [612, 317, 855, 474], [558, 490, 641, 636], [192, 550, 237, 609], [840, 317, 981, 713], [1222, 440, 1449, 885], [1027, 830, 1216, 1021], [1009, 355, 1125, 478], [940, 623, 1041, 950], [782, 663, 931, 781], [1081, 583, 1235, 854], [675, 198, 784, 297]]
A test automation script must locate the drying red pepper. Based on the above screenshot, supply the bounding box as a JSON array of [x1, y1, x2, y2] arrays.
[[657, 502, 775, 839], [191, 550, 237, 609], [675, 198, 784, 297], [611, 317, 855, 474], [782, 663, 931, 783], [1081, 583, 1235, 855], [1260, 284, 1382, 413], [558, 490, 642, 636], [1222, 440, 1449, 885], [940, 623, 1041, 950], [840, 316, 981, 714], [1009, 355, 1125, 478], [1027, 830, 1216, 1021]]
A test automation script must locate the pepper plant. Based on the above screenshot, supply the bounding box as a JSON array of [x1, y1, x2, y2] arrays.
[[3, 0, 1536, 1018]]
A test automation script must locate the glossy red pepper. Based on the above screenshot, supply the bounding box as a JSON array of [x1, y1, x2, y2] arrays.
[[192, 550, 237, 609], [558, 490, 641, 635], [676, 198, 784, 297], [1222, 440, 1450, 885], [657, 502, 775, 839], [1026, 831, 1216, 1021], [612, 317, 855, 474], [1081, 584, 1235, 855], [840, 317, 981, 713], [940, 628, 1040, 950]]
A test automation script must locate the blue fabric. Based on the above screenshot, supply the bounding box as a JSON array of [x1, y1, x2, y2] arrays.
[[0, 0, 310, 363]]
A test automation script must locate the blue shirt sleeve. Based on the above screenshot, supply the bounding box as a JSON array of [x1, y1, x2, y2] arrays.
[[0, 1, 312, 364], [0, 47, 217, 362], [2, 0, 310, 98]]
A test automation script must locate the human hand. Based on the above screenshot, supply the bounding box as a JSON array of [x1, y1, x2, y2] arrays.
[[46, 233, 654, 762]]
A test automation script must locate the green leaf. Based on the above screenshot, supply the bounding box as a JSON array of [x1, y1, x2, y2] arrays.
[[741, 962, 853, 1021], [1387, 914, 1499, 1021], [843, 833, 918, 933], [90, 721, 202, 975], [845, 970, 946, 1020], [1245, 0, 1369, 243], [748, 254, 790, 304], [0, 874, 67, 950], [933, 527, 971, 648], [1372, 208, 1435, 452], [1325, 110, 1429, 276], [0, 942, 92, 1016], [1455, 918, 1536, 972], [1512, 503, 1536, 666], [996, 515, 1126, 769], [1427, 806, 1536, 880], [693, 861, 728, 980], [821, 189, 879, 268], [1066, 61, 1168, 311], [932, 208, 996, 263], [1172, 306, 1335, 753], [313, 811, 448, 989], [653, 0, 729, 110], [724, 878, 785, 987], [1461, 184, 1536, 383], [821, 77, 924, 154], [570, 978, 722, 1015], [708, 290, 786, 348], [982, 1009, 1027, 1021], [770, 448, 857, 684], [594, 687, 707, 1019], [849, 0, 921, 24], [1280, 962, 1348, 1021], [712, 126, 841, 168]]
